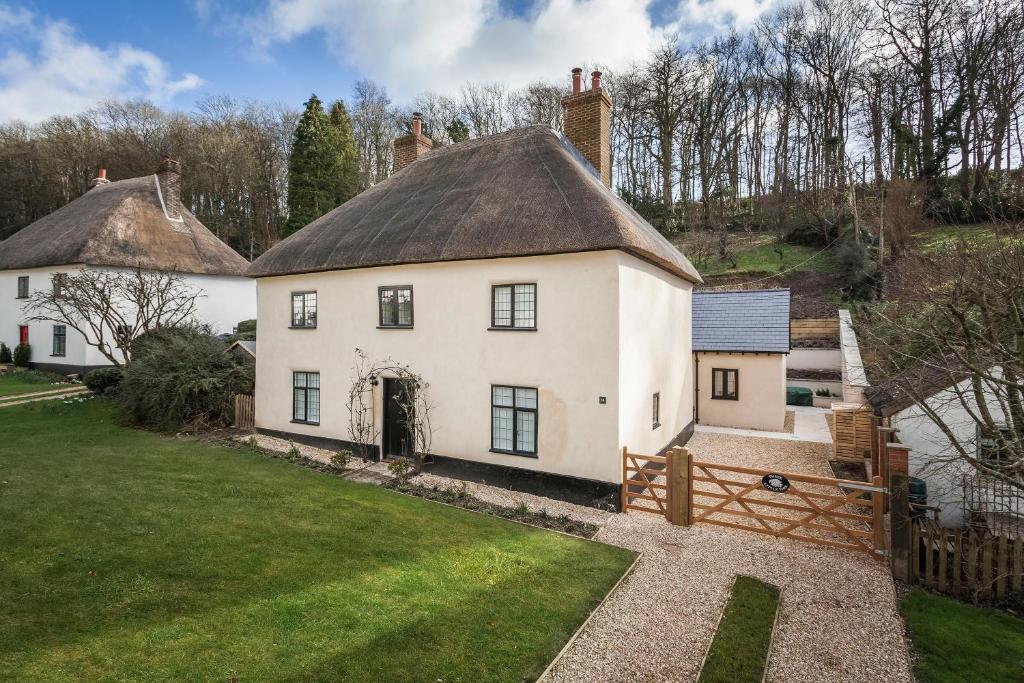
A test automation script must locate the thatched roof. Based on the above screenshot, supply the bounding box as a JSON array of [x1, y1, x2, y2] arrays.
[[248, 126, 701, 283], [0, 176, 249, 276]]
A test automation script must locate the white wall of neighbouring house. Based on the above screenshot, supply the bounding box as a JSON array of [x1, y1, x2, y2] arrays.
[[0, 265, 255, 373], [891, 376, 1023, 528], [617, 252, 693, 458], [695, 352, 787, 432], [254, 251, 629, 484], [0, 265, 91, 370], [182, 273, 257, 335]]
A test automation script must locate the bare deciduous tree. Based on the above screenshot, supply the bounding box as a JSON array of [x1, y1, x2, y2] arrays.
[[24, 268, 201, 366]]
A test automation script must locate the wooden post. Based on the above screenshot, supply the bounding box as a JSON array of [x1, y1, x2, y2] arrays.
[[888, 442, 912, 583], [666, 447, 691, 526], [871, 475, 885, 556]]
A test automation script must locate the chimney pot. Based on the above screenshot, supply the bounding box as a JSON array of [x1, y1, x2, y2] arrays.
[[412, 112, 423, 137], [90, 167, 110, 188], [571, 67, 583, 95], [591, 70, 602, 91]]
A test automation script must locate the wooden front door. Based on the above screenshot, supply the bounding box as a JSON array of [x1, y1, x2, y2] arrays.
[[382, 378, 414, 459], [18, 325, 28, 345]]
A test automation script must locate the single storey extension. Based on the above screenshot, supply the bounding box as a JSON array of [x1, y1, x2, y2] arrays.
[[692, 289, 790, 432]]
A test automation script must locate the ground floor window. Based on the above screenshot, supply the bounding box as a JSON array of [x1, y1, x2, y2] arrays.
[[292, 371, 320, 424], [491, 385, 538, 455], [711, 368, 738, 400], [52, 325, 66, 357], [652, 392, 660, 428]]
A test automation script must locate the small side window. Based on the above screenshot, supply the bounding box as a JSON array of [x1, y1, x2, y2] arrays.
[[16, 276, 28, 299], [52, 325, 66, 357], [711, 368, 738, 401], [652, 392, 660, 429]]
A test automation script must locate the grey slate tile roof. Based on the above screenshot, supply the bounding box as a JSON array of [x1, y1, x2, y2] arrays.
[[693, 289, 791, 353]]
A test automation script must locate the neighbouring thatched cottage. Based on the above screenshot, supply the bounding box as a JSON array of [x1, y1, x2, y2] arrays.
[[247, 69, 702, 507], [0, 159, 255, 375]]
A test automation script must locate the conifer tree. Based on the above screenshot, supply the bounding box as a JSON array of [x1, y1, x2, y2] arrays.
[[283, 94, 340, 238], [328, 100, 361, 205]]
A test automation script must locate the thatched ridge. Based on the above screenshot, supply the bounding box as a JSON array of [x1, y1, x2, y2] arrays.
[[0, 175, 249, 276], [248, 126, 701, 283]]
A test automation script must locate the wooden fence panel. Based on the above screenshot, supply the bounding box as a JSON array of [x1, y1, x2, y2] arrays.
[[791, 318, 840, 340], [910, 519, 1024, 602], [832, 403, 873, 463], [234, 394, 255, 430]]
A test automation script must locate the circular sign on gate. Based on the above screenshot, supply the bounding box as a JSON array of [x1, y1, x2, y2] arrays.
[[762, 473, 790, 493]]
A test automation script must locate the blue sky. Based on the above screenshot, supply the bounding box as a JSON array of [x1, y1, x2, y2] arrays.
[[0, 0, 774, 122]]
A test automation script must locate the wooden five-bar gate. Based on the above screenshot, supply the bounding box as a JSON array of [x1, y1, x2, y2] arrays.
[[622, 446, 888, 556]]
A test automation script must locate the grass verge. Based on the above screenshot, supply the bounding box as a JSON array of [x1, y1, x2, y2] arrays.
[[901, 588, 1024, 682], [0, 370, 76, 398], [698, 575, 781, 683], [0, 399, 636, 681]]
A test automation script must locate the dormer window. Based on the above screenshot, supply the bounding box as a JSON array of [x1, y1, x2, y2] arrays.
[[291, 292, 317, 328], [491, 283, 536, 330], [378, 286, 413, 328]]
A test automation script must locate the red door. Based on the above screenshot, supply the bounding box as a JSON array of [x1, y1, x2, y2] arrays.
[[18, 325, 28, 345]]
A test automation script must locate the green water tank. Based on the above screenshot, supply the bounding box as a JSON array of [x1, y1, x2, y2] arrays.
[[786, 386, 814, 406]]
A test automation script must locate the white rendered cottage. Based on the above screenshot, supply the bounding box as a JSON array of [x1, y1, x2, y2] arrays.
[[247, 69, 703, 506], [0, 159, 255, 374]]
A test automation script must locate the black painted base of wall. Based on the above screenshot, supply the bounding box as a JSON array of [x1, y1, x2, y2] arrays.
[[29, 361, 106, 377], [421, 455, 621, 511], [258, 420, 696, 514]]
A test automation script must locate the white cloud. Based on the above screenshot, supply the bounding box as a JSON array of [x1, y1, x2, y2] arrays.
[[0, 9, 203, 123], [246, 0, 674, 99]]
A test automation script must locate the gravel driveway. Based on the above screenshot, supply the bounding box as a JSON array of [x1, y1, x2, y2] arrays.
[[544, 432, 913, 683]]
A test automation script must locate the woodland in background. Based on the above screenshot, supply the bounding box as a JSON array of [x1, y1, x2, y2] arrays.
[[0, 0, 1022, 274]]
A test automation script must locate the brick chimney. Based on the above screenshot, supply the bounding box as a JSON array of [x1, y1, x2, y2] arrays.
[[394, 112, 432, 173], [561, 67, 612, 188], [157, 155, 183, 219], [89, 168, 110, 189]]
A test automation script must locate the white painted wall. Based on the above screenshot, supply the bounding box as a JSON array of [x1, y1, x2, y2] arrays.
[[695, 352, 787, 431], [254, 251, 694, 485], [617, 252, 693, 457], [0, 265, 255, 372], [892, 376, 1023, 527], [788, 348, 841, 370]]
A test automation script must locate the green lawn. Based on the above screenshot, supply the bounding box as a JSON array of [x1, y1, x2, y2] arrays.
[[0, 372, 68, 398], [0, 400, 636, 682], [901, 588, 1024, 682], [699, 575, 781, 683]]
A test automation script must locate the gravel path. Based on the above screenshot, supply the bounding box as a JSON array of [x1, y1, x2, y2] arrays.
[[545, 432, 912, 683]]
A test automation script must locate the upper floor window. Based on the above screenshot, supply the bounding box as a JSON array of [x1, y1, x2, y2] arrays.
[[52, 273, 67, 297], [52, 325, 66, 357], [711, 368, 739, 401], [16, 276, 28, 299], [652, 392, 661, 429], [491, 283, 536, 330], [379, 286, 413, 328], [291, 292, 317, 328]]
